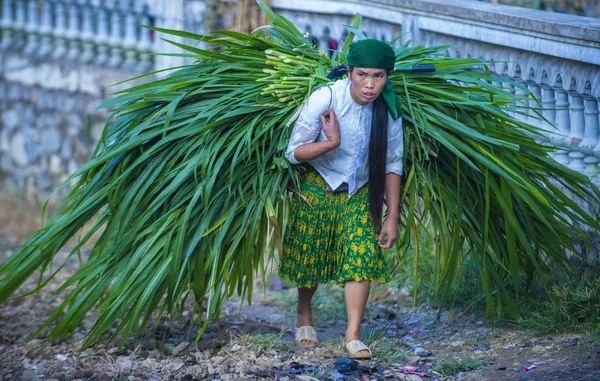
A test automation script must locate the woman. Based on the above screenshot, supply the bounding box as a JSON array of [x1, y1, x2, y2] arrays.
[[279, 39, 404, 359]]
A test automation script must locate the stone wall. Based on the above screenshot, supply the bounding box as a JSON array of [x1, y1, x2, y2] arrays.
[[0, 0, 207, 205], [0, 53, 151, 204]]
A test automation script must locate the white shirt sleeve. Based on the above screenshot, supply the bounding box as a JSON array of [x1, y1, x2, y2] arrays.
[[285, 85, 333, 164], [386, 115, 404, 175]]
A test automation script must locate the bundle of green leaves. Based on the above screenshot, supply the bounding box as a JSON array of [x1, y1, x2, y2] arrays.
[[0, 1, 597, 346]]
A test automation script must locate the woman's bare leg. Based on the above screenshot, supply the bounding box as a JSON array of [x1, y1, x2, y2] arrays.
[[297, 286, 318, 345], [344, 280, 371, 356]]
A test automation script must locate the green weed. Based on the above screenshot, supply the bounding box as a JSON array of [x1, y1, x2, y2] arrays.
[[245, 332, 291, 353], [433, 356, 488, 376], [519, 278, 600, 335]]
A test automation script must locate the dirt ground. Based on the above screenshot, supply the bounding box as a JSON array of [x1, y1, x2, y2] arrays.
[[0, 245, 599, 381]]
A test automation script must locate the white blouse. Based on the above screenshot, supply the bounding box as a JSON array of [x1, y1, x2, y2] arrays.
[[285, 78, 404, 197]]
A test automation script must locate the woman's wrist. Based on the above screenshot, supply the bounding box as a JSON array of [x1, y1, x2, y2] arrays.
[[294, 140, 339, 161], [385, 212, 399, 222], [323, 139, 340, 150]]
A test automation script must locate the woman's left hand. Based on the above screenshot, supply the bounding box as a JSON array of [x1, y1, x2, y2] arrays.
[[378, 218, 398, 249]]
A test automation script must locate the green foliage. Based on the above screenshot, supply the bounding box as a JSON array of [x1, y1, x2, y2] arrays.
[[360, 328, 410, 363], [386, 247, 487, 313], [394, 56, 600, 319], [433, 356, 489, 376], [245, 332, 291, 353], [519, 277, 600, 335], [389, 230, 600, 332], [0, 0, 598, 347]]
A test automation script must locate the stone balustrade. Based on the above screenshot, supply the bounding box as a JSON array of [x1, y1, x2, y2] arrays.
[[272, 0, 600, 189], [480, 0, 599, 18], [0, 0, 155, 72]]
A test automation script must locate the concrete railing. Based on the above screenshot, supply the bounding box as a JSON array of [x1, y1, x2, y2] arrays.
[[273, 0, 600, 186], [479, 0, 599, 18], [0, 0, 157, 72]]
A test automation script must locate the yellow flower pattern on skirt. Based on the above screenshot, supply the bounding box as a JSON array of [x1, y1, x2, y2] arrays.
[[279, 166, 391, 288]]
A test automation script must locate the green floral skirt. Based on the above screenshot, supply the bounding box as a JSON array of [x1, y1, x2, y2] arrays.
[[279, 166, 391, 288]]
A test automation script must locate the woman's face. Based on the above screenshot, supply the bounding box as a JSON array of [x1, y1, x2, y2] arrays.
[[348, 67, 388, 105]]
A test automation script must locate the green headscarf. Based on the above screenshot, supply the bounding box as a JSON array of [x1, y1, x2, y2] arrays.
[[347, 39, 403, 120]]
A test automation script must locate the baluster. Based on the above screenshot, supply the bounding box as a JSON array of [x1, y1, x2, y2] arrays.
[[550, 80, 571, 166], [52, 0, 68, 59], [566, 92, 586, 172], [581, 96, 600, 176], [138, 2, 153, 72], [541, 85, 555, 146], [491, 63, 503, 89], [23, 0, 41, 54], [66, 0, 82, 61], [39, 0, 54, 35], [513, 69, 529, 125], [152, 0, 186, 71], [108, 0, 124, 68], [502, 76, 516, 117], [122, 0, 139, 70], [38, 0, 54, 57], [0, 0, 15, 49], [80, 0, 95, 63], [594, 97, 600, 182], [14, 0, 27, 48], [528, 81, 542, 130], [95, 0, 110, 65]]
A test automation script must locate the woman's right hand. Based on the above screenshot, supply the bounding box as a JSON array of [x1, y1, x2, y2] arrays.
[[291, 110, 340, 162], [320, 110, 340, 149]]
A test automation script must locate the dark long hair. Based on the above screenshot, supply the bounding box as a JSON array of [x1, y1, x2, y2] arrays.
[[368, 93, 388, 232], [348, 67, 389, 231]]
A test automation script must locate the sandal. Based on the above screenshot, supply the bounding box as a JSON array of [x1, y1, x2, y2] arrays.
[[295, 326, 318, 347], [346, 340, 372, 359]]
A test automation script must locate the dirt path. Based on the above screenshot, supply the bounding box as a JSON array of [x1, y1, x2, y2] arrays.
[[1, 249, 599, 381]]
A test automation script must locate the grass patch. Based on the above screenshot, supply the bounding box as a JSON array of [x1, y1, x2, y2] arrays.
[[519, 277, 600, 335], [433, 356, 488, 376], [244, 332, 292, 354], [321, 328, 409, 363]]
